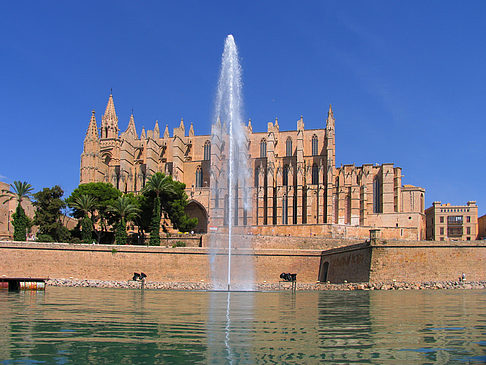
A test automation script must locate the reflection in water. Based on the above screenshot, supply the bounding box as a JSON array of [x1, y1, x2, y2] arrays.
[[0, 288, 484, 363]]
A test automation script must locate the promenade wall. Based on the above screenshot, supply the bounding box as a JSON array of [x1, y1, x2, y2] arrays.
[[0, 241, 322, 284], [320, 241, 486, 283]]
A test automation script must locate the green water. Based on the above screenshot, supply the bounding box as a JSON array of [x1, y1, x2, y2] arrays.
[[0, 287, 484, 364]]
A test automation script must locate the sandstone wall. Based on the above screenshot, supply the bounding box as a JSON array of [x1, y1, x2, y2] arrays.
[[0, 242, 321, 284], [369, 242, 486, 282], [250, 224, 419, 240], [320, 241, 486, 283]]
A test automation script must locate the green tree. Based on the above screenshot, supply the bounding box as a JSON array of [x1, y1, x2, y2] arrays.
[[68, 194, 96, 243], [0, 181, 34, 241], [143, 173, 175, 245], [142, 173, 197, 244], [66, 182, 121, 243], [33, 185, 70, 242], [108, 195, 141, 245]]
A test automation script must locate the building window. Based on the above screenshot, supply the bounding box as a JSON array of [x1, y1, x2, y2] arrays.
[[286, 137, 292, 157], [312, 164, 319, 185], [440, 216, 444, 223], [196, 166, 203, 187], [373, 177, 382, 213], [203, 141, 211, 161], [447, 216, 463, 224], [282, 195, 288, 224], [467, 216, 471, 223], [312, 134, 318, 156], [260, 139, 267, 158], [467, 227, 471, 235], [440, 227, 444, 235], [283, 165, 289, 186]]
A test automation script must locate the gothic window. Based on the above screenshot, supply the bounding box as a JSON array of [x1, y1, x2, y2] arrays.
[[312, 134, 318, 156], [312, 164, 319, 185], [255, 166, 260, 187], [373, 176, 382, 213], [196, 166, 203, 188], [260, 139, 267, 158], [283, 165, 289, 186], [282, 195, 288, 224], [286, 137, 293, 157], [204, 140, 211, 161]]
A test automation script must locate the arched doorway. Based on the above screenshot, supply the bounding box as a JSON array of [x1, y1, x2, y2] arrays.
[[185, 200, 208, 233]]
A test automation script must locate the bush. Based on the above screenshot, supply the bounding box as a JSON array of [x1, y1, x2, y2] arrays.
[[172, 240, 186, 248], [37, 234, 54, 242]]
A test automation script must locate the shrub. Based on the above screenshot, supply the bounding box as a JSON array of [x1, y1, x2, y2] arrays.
[[172, 240, 186, 248], [37, 234, 54, 242]]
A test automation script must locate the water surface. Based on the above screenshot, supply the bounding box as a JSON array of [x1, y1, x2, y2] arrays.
[[0, 287, 485, 363]]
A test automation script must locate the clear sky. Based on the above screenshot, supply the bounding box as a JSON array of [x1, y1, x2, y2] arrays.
[[1, 1, 485, 215]]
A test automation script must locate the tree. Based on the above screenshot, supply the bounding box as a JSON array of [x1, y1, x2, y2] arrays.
[[33, 185, 70, 242], [142, 173, 197, 244], [108, 195, 141, 245], [143, 173, 175, 245], [66, 182, 121, 243], [0, 181, 34, 241], [68, 194, 96, 243]]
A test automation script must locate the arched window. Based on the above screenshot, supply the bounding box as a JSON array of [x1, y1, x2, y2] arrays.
[[283, 165, 289, 186], [312, 134, 318, 156], [196, 166, 203, 188], [373, 176, 382, 213], [260, 139, 267, 158], [203, 141, 211, 161], [312, 164, 319, 185], [286, 137, 293, 157]]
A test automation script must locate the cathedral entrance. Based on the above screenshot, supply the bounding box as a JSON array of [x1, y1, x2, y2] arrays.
[[185, 201, 208, 233]]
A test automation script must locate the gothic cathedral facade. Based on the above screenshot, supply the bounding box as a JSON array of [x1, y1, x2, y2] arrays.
[[80, 94, 425, 239]]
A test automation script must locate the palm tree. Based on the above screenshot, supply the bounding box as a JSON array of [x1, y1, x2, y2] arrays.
[[108, 196, 141, 245], [142, 173, 175, 245], [0, 181, 34, 241], [69, 194, 97, 243]]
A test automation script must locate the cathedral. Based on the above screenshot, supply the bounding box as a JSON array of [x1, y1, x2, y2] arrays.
[[80, 94, 425, 240]]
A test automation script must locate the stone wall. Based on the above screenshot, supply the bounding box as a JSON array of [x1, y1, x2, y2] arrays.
[[251, 223, 419, 240], [320, 240, 486, 283], [0, 241, 321, 284]]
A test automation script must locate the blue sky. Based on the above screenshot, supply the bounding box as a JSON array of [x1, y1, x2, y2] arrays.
[[1, 1, 485, 215]]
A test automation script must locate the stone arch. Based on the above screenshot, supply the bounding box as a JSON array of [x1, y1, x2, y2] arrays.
[[184, 200, 208, 233]]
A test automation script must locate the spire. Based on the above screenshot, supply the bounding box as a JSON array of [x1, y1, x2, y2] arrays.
[[189, 122, 194, 137], [247, 118, 252, 133], [274, 117, 279, 131], [164, 124, 170, 139], [179, 118, 185, 130], [326, 104, 335, 130], [154, 120, 160, 139], [124, 113, 137, 138], [101, 93, 119, 139], [141, 127, 146, 140], [85, 110, 99, 140], [104, 93, 118, 122]]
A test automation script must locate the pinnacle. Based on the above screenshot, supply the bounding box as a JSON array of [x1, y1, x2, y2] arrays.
[[103, 93, 118, 122]]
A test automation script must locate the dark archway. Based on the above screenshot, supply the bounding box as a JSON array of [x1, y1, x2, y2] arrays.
[[184, 200, 208, 233], [319, 261, 330, 282]]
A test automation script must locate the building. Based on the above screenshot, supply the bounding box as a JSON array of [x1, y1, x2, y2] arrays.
[[425, 201, 478, 241], [0, 181, 36, 240], [80, 93, 425, 239], [477, 214, 486, 240]]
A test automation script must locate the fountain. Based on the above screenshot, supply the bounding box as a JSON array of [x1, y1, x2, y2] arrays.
[[209, 35, 254, 291]]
